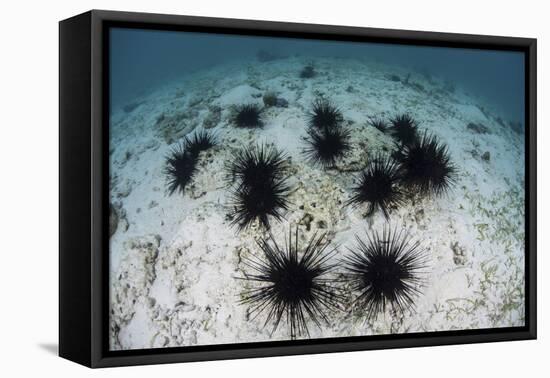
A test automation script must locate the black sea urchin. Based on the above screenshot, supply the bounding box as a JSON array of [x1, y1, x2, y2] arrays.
[[303, 126, 351, 168], [227, 144, 288, 189], [308, 99, 344, 130], [232, 104, 264, 128], [164, 143, 198, 195], [347, 154, 405, 219], [240, 228, 341, 339], [228, 178, 290, 230], [226, 145, 291, 230], [367, 117, 388, 133], [389, 114, 419, 146], [343, 227, 427, 319], [395, 132, 456, 196], [184, 129, 216, 157]]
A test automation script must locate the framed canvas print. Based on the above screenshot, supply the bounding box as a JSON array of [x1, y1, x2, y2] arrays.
[[59, 10, 536, 368]]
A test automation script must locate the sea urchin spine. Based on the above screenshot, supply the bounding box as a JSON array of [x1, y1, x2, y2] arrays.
[[240, 228, 341, 339], [347, 154, 405, 219], [231, 104, 264, 128], [164, 130, 216, 196], [226, 144, 288, 189], [228, 179, 290, 230], [303, 125, 351, 168], [395, 131, 456, 196], [308, 98, 343, 130], [342, 227, 427, 320], [389, 114, 419, 146], [184, 129, 216, 157], [164, 144, 198, 196], [227, 145, 291, 230], [367, 116, 388, 133]]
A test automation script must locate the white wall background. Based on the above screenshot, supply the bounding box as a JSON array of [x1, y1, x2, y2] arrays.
[[0, 0, 546, 375]]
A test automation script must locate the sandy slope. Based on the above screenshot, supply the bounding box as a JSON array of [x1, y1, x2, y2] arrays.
[[108, 56, 525, 350]]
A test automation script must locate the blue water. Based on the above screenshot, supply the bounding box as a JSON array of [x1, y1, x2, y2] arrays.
[[110, 27, 525, 126]]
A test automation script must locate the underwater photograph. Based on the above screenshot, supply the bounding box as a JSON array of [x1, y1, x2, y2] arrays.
[[108, 27, 526, 351]]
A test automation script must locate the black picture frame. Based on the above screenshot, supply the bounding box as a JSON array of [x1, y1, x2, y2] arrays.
[[59, 9, 537, 368]]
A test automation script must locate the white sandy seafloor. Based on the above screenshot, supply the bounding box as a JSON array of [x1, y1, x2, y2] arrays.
[[108, 56, 525, 351]]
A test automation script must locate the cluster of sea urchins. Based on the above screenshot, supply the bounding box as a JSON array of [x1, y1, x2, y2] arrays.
[[164, 130, 216, 195], [239, 225, 427, 338], [303, 99, 351, 168], [159, 101, 451, 338], [226, 144, 291, 230], [348, 114, 456, 218]]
